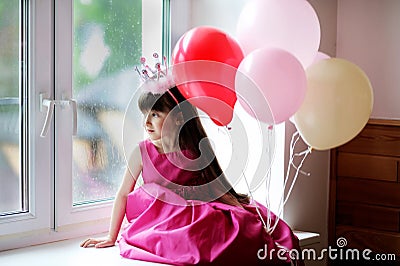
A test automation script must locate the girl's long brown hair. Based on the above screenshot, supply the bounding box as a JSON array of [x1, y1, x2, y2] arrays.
[[138, 86, 249, 204]]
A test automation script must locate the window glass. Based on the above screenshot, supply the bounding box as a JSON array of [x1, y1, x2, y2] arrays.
[[73, 0, 142, 204], [0, 0, 24, 215]]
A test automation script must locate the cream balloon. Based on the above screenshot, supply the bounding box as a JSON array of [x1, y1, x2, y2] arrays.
[[293, 58, 373, 150]]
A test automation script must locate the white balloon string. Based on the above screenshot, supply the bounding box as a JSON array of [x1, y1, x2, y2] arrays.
[[242, 172, 269, 233], [264, 128, 274, 231], [283, 147, 311, 206], [283, 131, 300, 188], [269, 130, 311, 234], [275, 130, 299, 218], [265, 170, 272, 231], [269, 146, 310, 233], [291, 150, 311, 176], [265, 130, 297, 235]]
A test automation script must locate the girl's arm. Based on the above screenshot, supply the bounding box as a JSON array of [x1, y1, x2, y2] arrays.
[[80, 145, 142, 248]]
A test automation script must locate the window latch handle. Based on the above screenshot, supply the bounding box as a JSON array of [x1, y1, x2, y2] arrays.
[[39, 93, 77, 137], [69, 98, 77, 136], [39, 94, 55, 137]]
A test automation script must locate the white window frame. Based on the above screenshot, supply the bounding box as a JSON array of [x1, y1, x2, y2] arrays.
[[0, 0, 53, 249], [54, 0, 114, 232], [0, 0, 165, 251]]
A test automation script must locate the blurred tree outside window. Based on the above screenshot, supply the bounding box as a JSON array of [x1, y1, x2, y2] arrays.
[[72, 0, 142, 204]]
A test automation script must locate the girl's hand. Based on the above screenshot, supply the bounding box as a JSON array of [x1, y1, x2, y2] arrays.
[[80, 236, 115, 248]]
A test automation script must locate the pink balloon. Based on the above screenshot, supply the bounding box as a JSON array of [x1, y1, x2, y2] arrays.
[[236, 0, 320, 69], [235, 47, 307, 125]]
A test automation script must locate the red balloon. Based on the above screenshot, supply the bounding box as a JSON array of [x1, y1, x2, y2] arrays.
[[172, 26, 244, 126]]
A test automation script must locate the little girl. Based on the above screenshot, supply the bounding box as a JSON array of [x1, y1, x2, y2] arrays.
[[80, 72, 302, 265]]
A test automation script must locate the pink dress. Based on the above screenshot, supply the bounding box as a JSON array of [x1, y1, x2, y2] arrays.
[[118, 140, 302, 265]]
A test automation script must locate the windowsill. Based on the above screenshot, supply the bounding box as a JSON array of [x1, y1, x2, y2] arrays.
[[294, 230, 320, 247], [0, 231, 320, 265], [0, 234, 163, 266]]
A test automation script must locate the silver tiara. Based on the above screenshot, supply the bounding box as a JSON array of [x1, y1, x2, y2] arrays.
[[135, 53, 175, 94]]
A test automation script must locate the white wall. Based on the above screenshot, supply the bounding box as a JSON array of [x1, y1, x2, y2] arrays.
[[337, 0, 400, 119], [170, 0, 247, 46], [285, 2, 400, 265], [190, 0, 247, 36]]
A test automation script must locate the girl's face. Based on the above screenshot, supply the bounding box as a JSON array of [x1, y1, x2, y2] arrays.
[[143, 109, 177, 142]]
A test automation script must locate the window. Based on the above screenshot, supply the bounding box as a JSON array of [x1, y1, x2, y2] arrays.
[[71, 0, 143, 205], [0, 0, 166, 250], [0, 0, 27, 216]]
